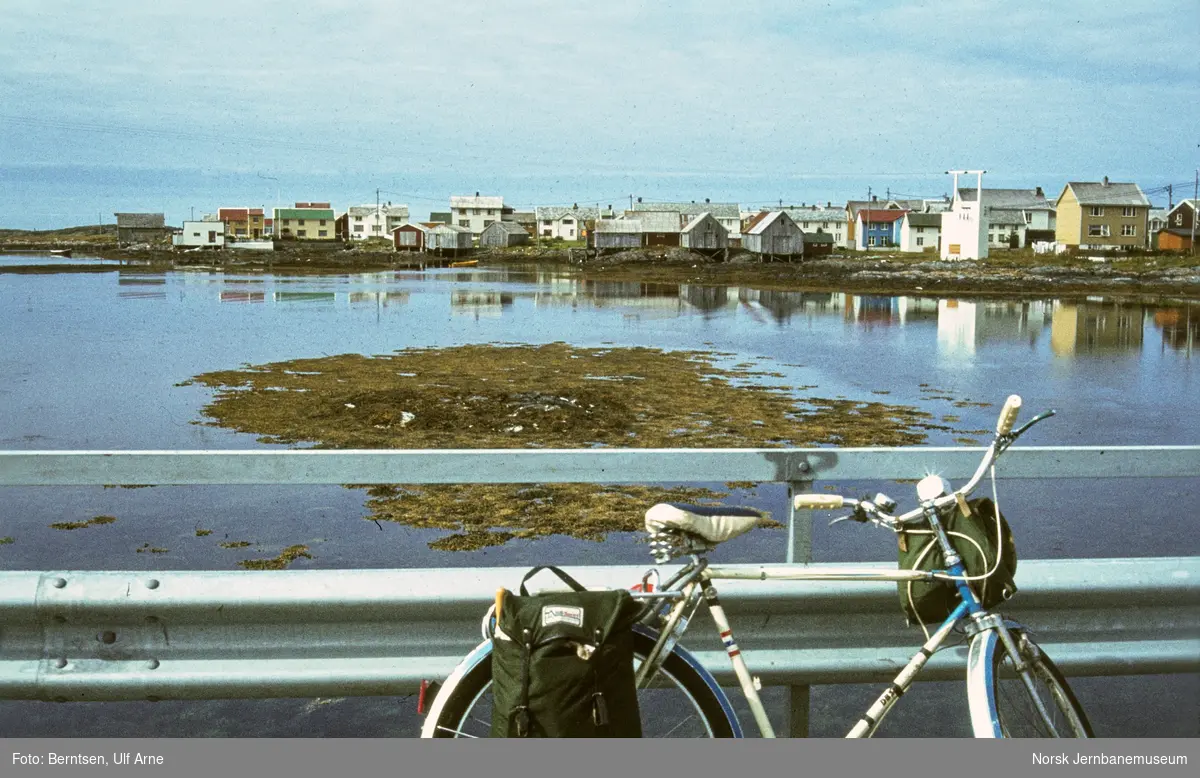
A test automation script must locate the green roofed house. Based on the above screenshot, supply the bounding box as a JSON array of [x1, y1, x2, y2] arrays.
[[428, 212, 452, 225], [273, 202, 337, 240]]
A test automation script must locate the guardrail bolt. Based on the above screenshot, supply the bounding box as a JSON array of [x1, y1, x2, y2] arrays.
[[98, 631, 117, 645], [145, 579, 160, 590], [54, 658, 67, 669], [146, 659, 160, 670], [51, 578, 67, 589], [798, 462, 810, 474]]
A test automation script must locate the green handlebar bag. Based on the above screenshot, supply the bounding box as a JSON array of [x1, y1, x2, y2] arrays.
[[897, 497, 1018, 626]]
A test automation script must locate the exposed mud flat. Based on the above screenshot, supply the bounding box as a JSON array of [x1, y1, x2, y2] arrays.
[[182, 343, 990, 550]]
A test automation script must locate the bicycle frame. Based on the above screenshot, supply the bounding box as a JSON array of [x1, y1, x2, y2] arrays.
[[635, 557, 1029, 738]]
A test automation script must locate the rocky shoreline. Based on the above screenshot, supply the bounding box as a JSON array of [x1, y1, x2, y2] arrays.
[[3, 238, 1198, 301]]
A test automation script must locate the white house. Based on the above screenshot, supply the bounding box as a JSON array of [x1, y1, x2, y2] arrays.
[[449, 193, 505, 237], [898, 212, 941, 253], [534, 205, 616, 240], [345, 204, 409, 240], [173, 221, 225, 248], [784, 206, 846, 247], [954, 187, 1055, 249], [941, 171, 989, 261]]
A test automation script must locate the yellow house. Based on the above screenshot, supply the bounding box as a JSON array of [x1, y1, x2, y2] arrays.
[[1054, 179, 1149, 250], [273, 203, 337, 240]]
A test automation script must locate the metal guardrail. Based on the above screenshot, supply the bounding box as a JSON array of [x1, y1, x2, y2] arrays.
[[0, 559, 1196, 703], [1, 444, 1197, 736]]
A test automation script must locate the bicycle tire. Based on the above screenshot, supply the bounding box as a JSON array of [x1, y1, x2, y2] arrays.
[[967, 629, 1093, 738], [421, 628, 740, 738]]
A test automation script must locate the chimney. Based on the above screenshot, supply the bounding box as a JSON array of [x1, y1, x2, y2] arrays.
[[1035, 186, 1043, 197], [637, 197, 642, 203], [1102, 177, 1109, 186], [827, 201, 831, 208], [705, 198, 710, 204], [872, 195, 878, 202], [476, 191, 480, 197]]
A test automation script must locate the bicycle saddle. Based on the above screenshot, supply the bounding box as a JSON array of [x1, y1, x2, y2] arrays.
[[645, 502, 765, 544]]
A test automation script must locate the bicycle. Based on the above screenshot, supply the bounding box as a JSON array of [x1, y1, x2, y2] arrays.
[[420, 395, 1093, 738]]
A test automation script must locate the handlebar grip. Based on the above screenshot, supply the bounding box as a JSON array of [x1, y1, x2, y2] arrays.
[[793, 494, 844, 510], [996, 394, 1022, 435]]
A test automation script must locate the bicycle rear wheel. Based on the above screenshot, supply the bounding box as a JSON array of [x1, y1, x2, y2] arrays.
[[967, 629, 1093, 738], [421, 628, 740, 738]]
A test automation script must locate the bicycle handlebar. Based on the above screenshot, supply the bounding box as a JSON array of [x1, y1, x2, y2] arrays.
[[793, 395, 1054, 529]]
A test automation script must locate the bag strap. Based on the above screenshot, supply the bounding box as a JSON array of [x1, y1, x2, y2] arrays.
[[519, 566, 588, 596]]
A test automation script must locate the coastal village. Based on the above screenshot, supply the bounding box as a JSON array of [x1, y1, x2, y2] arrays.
[[107, 174, 1197, 261]]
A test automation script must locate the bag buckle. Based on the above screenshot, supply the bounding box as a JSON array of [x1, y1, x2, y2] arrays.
[[514, 706, 531, 737], [591, 692, 609, 727]]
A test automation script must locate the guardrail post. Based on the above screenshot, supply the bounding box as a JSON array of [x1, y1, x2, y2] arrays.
[[785, 480, 814, 737]]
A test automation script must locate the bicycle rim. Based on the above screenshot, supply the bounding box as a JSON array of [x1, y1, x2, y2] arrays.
[[425, 631, 738, 738], [969, 630, 1093, 737]]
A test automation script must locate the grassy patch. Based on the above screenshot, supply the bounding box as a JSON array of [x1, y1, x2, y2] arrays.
[[183, 343, 987, 549], [239, 545, 314, 570], [50, 515, 117, 531]]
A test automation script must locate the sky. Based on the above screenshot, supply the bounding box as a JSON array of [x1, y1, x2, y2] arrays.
[[1, 0, 1197, 228]]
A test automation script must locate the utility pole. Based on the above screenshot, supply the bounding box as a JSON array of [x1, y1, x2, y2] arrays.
[[1167, 184, 1173, 209], [1192, 168, 1197, 258]]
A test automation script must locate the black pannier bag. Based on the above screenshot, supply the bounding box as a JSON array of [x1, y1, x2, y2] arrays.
[[491, 566, 645, 737], [897, 497, 1018, 626]]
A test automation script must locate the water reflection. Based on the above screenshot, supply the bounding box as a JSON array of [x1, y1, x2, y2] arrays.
[[56, 265, 1191, 361], [1050, 301, 1144, 356]]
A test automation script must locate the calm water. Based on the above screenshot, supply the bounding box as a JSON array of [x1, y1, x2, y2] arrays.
[[0, 258, 1196, 737]]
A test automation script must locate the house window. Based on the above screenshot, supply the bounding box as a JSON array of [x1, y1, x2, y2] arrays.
[[916, 237, 924, 246], [562, 218, 574, 225], [1088, 224, 1110, 237], [568, 229, 575, 238], [298, 230, 307, 237], [1090, 206, 1104, 217], [459, 220, 470, 228], [1121, 224, 1136, 236], [320, 220, 326, 226], [1176, 213, 1185, 226], [916, 227, 924, 234], [372, 225, 381, 233], [483, 220, 494, 228], [355, 216, 363, 222], [835, 233, 842, 241], [487, 209, 494, 216], [542, 221, 552, 228], [354, 225, 364, 232], [283, 220, 291, 226], [319, 230, 328, 237], [474, 209, 481, 215], [1122, 207, 1136, 217], [822, 222, 829, 229], [868, 236, 877, 246], [543, 229, 552, 237]]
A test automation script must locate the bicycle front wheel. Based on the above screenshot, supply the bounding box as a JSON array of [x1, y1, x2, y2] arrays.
[[422, 628, 740, 738], [967, 628, 1093, 738]]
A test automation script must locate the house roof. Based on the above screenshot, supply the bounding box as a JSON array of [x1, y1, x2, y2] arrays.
[[957, 188, 1052, 210], [218, 207, 264, 220], [905, 212, 942, 228], [632, 201, 740, 219], [784, 207, 845, 223], [803, 230, 836, 244], [1062, 182, 1149, 207], [431, 224, 473, 234], [114, 213, 165, 228], [633, 211, 683, 232], [747, 211, 799, 235], [681, 213, 727, 233], [987, 208, 1029, 225], [274, 208, 335, 219], [859, 210, 907, 224], [347, 204, 409, 217], [846, 199, 929, 216], [596, 219, 641, 233], [428, 212, 452, 223], [1166, 199, 1197, 217], [482, 221, 528, 235], [536, 206, 601, 221], [450, 195, 504, 209]]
